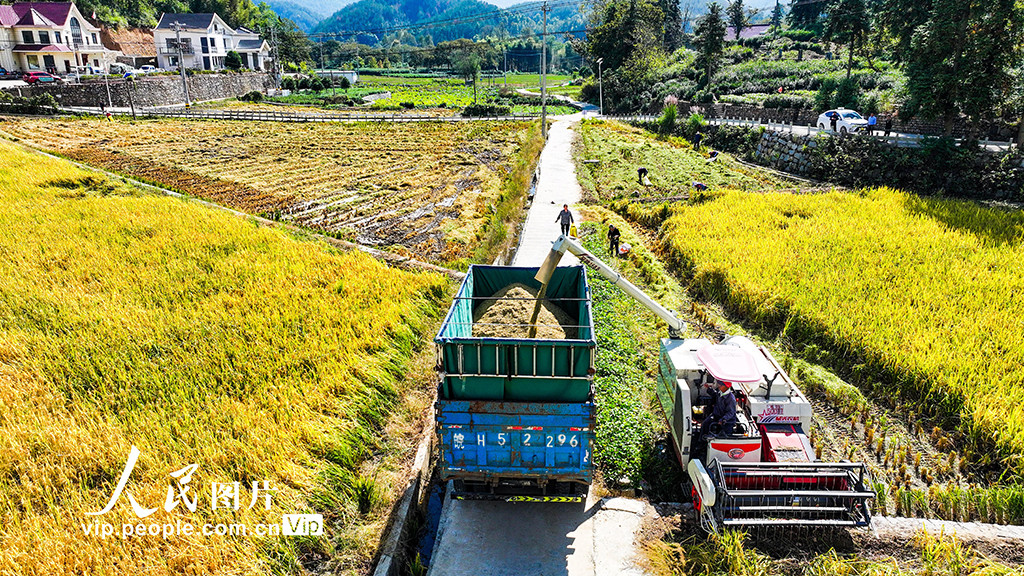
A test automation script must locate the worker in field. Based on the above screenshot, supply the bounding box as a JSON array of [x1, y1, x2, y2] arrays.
[[607, 224, 621, 256], [637, 166, 649, 185], [699, 380, 738, 440], [555, 204, 574, 236]]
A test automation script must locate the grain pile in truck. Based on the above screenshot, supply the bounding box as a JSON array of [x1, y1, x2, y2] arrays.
[[434, 265, 597, 501], [471, 283, 575, 339]]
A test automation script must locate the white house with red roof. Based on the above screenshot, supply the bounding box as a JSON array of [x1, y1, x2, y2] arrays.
[[0, 2, 112, 74]]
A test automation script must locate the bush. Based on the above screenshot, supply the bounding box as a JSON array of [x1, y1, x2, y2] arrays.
[[298, 77, 311, 90], [763, 93, 812, 109], [833, 77, 860, 109], [224, 50, 242, 71], [814, 78, 837, 110], [339, 76, 351, 90], [238, 90, 263, 102], [781, 29, 817, 42], [0, 91, 59, 115], [281, 77, 297, 91], [684, 113, 707, 138], [659, 96, 677, 135], [461, 103, 510, 117], [400, 101, 415, 109], [695, 90, 715, 103]]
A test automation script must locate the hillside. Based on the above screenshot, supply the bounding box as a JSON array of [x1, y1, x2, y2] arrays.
[[267, 0, 324, 30], [312, 0, 585, 46]]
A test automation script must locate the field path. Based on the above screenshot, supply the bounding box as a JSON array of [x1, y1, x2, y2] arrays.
[[513, 118, 584, 267], [428, 117, 653, 576]]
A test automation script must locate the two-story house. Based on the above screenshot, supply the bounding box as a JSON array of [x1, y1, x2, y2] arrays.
[[0, 3, 110, 74], [153, 13, 270, 71]]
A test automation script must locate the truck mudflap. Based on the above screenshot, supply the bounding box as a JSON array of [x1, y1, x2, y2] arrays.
[[704, 461, 874, 530]]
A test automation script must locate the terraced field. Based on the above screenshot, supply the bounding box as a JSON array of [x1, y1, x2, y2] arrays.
[[0, 118, 538, 263]]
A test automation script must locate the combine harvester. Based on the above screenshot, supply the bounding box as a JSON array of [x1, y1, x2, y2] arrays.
[[535, 235, 875, 532]]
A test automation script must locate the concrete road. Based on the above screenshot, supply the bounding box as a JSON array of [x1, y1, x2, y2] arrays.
[[430, 118, 653, 576], [428, 492, 649, 576], [513, 117, 584, 267]]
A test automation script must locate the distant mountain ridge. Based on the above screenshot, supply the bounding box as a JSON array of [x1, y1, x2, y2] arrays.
[[267, 0, 324, 31], [312, 0, 585, 45]]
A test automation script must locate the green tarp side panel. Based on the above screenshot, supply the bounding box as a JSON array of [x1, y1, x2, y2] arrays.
[[435, 265, 596, 402]]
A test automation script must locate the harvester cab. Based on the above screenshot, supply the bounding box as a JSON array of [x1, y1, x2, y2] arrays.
[[538, 234, 874, 532]]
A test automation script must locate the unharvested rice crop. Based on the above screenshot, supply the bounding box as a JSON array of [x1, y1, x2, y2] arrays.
[[0, 117, 537, 262], [0, 140, 447, 574], [656, 187, 1024, 474], [576, 120, 789, 201], [472, 284, 574, 339]]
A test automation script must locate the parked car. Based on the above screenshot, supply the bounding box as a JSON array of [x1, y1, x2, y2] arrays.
[[0, 67, 17, 80], [816, 108, 869, 134], [138, 65, 157, 74], [22, 71, 63, 84]]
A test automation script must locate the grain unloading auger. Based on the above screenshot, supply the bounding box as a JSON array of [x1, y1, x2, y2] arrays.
[[537, 235, 874, 532]]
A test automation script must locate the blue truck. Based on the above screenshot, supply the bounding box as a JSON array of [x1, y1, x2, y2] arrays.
[[434, 265, 596, 502]]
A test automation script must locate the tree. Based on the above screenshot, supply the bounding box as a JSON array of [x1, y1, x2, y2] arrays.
[[586, 0, 667, 71], [225, 50, 243, 71], [904, 0, 1023, 136], [339, 76, 351, 91], [455, 52, 482, 103], [658, 0, 685, 51], [872, 0, 933, 63], [770, 1, 784, 33], [823, 0, 869, 78], [727, 0, 749, 39], [693, 2, 727, 88], [788, 0, 826, 28]]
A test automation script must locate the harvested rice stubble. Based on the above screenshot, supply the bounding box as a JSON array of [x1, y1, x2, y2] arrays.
[[472, 283, 576, 339]]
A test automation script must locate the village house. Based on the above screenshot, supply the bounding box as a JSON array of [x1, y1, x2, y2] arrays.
[[0, 2, 112, 74], [153, 13, 270, 71]]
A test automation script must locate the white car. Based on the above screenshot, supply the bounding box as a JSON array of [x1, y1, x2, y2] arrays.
[[816, 108, 870, 134], [138, 65, 157, 74]]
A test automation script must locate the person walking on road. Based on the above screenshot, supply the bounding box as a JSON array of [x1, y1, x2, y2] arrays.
[[829, 111, 839, 132], [607, 224, 621, 257], [884, 116, 893, 137], [867, 113, 877, 135], [555, 204, 574, 236]]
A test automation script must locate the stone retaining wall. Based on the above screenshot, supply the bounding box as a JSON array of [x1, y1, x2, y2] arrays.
[[2, 72, 273, 108], [752, 130, 816, 175], [699, 102, 1018, 140]]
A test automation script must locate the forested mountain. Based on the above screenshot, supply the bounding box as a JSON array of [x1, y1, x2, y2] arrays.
[[312, 0, 585, 46], [267, 0, 323, 30]]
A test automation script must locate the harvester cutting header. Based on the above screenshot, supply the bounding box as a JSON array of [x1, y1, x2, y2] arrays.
[[537, 234, 874, 532]]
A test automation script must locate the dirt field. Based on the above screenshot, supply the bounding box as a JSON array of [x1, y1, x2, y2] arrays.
[[0, 117, 537, 263]]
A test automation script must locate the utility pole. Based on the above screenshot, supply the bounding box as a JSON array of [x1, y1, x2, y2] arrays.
[[503, 48, 507, 88], [173, 22, 191, 107], [270, 26, 280, 91], [541, 1, 548, 138], [597, 57, 604, 116]]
